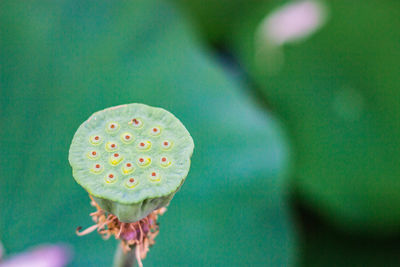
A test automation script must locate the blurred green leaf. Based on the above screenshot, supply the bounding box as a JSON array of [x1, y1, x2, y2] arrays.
[[0, 0, 295, 266], [171, 0, 271, 43], [230, 0, 400, 232], [296, 203, 400, 267]]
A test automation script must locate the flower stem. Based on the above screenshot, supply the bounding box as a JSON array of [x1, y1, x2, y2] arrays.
[[112, 243, 137, 267]]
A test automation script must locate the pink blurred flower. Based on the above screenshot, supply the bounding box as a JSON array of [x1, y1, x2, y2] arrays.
[[254, 0, 328, 74], [260, 0, 327, 45], [0, 244, 71, 267]]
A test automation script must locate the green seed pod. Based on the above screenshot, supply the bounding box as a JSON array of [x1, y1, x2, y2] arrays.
[[69, 103, 194, 222]]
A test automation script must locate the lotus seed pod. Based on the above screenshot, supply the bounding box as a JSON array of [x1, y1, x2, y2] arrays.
[[69, 103, 194, 222]]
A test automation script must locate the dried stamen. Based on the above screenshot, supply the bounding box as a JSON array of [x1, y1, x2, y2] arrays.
[[76, 196, 166, 266]]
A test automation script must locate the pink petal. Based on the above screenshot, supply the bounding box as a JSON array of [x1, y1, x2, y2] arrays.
[[0, 245, 71, 267], [261, 0, 327, 45]]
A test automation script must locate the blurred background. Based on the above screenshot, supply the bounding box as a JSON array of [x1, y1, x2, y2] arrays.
[[1, 0, 400, 266]]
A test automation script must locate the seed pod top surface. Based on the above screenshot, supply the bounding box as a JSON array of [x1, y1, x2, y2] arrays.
[[69, 103, 194, 205]]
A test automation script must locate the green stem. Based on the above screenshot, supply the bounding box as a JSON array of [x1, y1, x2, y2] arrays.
[[112, 243, 137, 267]]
